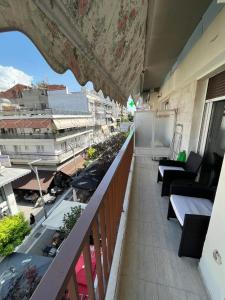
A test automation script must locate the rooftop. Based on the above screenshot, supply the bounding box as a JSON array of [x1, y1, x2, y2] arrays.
[[0, 84, 31, 100]]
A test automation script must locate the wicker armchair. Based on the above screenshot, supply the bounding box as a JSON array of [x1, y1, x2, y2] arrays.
[[157, 151, 202, 196], [167, 181, 216, 258]]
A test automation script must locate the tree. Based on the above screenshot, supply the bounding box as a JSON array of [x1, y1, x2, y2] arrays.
[[87, 147, 97, 159], [59, 206, 82, 239], [0, 213, 31, 256]]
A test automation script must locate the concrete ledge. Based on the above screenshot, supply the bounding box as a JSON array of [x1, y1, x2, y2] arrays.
[[105, 156, 135, 300]]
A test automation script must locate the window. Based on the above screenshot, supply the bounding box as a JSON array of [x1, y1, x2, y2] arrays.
[[61, 142, 67, 151], [25, 145, 29, 151], [0, 145, 6, 153], [34, 128, 41, 133], [14, 145, 21, 153], [163, 100, 169, 110], [36, 145, 44, 152]]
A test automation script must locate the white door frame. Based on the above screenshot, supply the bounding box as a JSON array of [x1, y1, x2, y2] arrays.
[[198, 98, 225, 156]]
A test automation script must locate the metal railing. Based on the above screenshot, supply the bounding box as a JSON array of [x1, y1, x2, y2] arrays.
[[0, 108, 92, 116], [0, 127, 94, 140], [1, 146, 87, 162], [31, 131, 134, 300]]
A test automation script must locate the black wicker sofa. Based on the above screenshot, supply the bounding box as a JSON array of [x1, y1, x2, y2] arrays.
[[157, 151, 202, 196], [167, 181, 216, 258]]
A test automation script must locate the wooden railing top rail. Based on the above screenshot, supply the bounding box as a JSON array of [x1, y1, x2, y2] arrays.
[[31, 131, 134, 300]]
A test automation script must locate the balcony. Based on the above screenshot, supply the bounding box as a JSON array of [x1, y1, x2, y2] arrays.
[[116, 156, 208, 299], [0, 127, 94, 140], [0, 108, 92, 117], [2, 146, 87, 164], [29, 131, 208, 300]]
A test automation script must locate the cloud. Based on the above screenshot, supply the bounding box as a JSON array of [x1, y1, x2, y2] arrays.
[[0, 65, 33, 91]]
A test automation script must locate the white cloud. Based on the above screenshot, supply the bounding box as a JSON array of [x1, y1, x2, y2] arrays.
[[0, 65, 33, 91]]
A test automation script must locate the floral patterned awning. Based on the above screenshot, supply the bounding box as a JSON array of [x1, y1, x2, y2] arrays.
[[0, 0, 148, 105]]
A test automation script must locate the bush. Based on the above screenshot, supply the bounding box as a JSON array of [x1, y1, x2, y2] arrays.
[[59, 206, 82, 239], [87, 147, 97, 159], [0, 213, 31, 256]]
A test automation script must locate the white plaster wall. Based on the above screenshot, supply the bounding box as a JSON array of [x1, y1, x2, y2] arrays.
[[199, 155, 225, 300], [153, 6, 225, 153], [48, 92, 89, 113], [0, 139, 55, 153], [3, 183, 18, 215]]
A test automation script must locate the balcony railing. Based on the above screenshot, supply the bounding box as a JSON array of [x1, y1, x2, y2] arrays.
[[0, 127, 93, 140], [31, 131, 134, 300], [1, 146, 87, 162], [0, 108, 92, 116]]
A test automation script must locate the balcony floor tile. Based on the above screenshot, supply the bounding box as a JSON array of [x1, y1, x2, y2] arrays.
[[117, 155, 208, 300]]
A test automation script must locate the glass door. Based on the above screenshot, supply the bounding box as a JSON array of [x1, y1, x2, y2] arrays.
[[199, 100, 225, 186]]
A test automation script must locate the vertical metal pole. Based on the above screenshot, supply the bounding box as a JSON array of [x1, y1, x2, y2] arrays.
[[34, 166, 48, 219]]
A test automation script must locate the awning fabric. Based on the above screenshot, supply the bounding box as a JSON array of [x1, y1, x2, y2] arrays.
[[60, 155, 85, 176], [0, 0, 148, 105], [0, 119, 53, 129], [12, 170, 54, 193], [0, 167, 31, 188], [53, 118, 93, 130], [42, 200, 87, 230]]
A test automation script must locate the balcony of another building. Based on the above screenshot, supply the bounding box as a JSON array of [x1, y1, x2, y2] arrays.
[[0, 127, 94, 140]]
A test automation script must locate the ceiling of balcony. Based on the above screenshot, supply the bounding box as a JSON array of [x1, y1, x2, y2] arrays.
[[0, 0, 213, 104], [142, 0, 212, 92]]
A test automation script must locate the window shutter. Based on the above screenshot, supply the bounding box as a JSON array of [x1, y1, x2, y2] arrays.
[[206, 69, 225, 100]]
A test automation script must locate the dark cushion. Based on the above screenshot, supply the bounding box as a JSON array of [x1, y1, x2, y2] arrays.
[[185, 151, 202, 173]]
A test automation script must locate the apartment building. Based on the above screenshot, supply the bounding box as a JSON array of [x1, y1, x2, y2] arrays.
[[0, 157, 30, 216], [0, 111, 94, 171]]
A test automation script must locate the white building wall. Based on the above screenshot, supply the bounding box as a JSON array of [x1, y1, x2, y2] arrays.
[[17, 89, 48, 109], [199, 155, 225, 300], [48, 91, 89, 113], [0, 139, 56, 154], [3, 183, 18, 215], [150, 5, 225, 153]]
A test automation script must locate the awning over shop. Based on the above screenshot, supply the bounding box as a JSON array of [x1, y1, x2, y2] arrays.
[[60, 155, 85, 177], [0, 119, 53, 129], [42, 200, 87, 230], [53, 118, 93, 130], [0, 1, 148, 105], [12, 170, 54, 193], [0, 167, 31, 188]]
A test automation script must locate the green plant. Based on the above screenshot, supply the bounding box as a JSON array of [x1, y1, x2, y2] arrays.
[[59, 206, 82, 239], [0, 213, 31, 256], [87, 147, 97, 159]]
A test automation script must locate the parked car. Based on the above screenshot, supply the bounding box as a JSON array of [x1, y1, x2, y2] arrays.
[[24, 192, 39, 203], [34, 194, 56, 207], [50, 186, 63, 196]]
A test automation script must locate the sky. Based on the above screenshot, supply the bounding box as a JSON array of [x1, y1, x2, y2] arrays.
[[0, 31, 93, 92]]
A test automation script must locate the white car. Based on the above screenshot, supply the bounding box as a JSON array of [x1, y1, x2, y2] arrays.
[[34, 194, 56, 207]]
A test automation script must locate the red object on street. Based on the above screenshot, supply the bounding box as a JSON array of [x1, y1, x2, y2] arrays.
[[75, 247, 96, 299]]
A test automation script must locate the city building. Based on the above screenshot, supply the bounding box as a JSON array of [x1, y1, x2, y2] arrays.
[[0, 158, 30, 216], [0, 111, 94, 172]]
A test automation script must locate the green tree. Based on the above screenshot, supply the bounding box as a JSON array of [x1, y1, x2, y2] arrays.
[[59, 206, 82, 239], [87, 147, 97, 159], [0, 213, 31, 256]]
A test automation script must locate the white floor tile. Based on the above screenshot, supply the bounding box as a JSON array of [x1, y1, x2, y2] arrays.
[[116, 157, 208, 300]]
